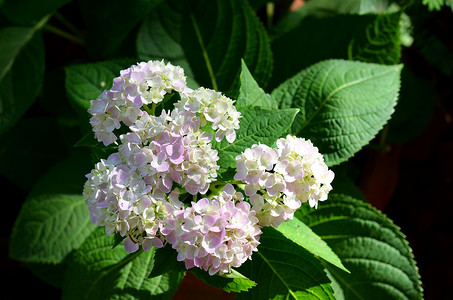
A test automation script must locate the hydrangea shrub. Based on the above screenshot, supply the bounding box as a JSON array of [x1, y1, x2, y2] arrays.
[[5, 0, 428, 299]]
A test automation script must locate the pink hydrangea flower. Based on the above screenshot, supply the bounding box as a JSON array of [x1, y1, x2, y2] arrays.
[[161, 184, 262, 275]]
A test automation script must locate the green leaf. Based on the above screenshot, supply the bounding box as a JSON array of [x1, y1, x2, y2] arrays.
[[296, 194, 423, 300], [9, 152, 95, 263], [236, 227, 335, 299], [348, 11, 401, 64], [64, 58, 137, 117], [135, 1, 196, 86], [270, 12, 401, 89], [79, 0, 162, 59], [271, 59, 402, 166], [2, 0, 70, 24], [136, 0, 273, 91], [236, 60, 276, 109], [0, 20, 47, 134], [212, 106, 299, 173], [9, 192, 93, 264], [191, 268, 256, 293], [63, 228, 183, 299], [148, 245, 186, 278], [276, 217, 349, 273]]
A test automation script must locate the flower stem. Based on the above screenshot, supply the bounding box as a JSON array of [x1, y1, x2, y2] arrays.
[[53, 12, 85, 38], [143, 103, 156, 116], [190, 14, 218, 91], [44, 23, 84, 45]]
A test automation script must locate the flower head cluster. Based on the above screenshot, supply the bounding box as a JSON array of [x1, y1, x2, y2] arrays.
[[234, 135, 334, 227], [176, 87, 241, 143], [161, 184, 261, 275], [88, 60, 188, 146], [119, 109, 219, 197], [83, 60, 333, 276], [83, 152, 184, 253]]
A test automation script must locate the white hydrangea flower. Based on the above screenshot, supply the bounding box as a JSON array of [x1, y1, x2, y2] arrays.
[[117, 107, 220, 197], [83, 150, 185, 253], [234, 135, 334, 227], [175, 87, 241, 143], [88, 60, 188, 146]]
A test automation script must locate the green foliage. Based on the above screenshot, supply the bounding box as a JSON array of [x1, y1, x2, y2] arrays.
[[236, 60, 275, 109], [272, 59, 402, 166], [79, 0, 162, 59], [296, 194, 423, 300], [9, 153, 95, 263], [422, 0, 453, 11], [276, 217, 348, 273], [191, 268, 256, 293], [65, 59, 138, 115], [213, 106, 299, 174], [62, 228, 183, 299], [237, 227, 336, 299], [136, 0, 273, 91], [0, 20, 46, 134], [270, 11, 402, 89]]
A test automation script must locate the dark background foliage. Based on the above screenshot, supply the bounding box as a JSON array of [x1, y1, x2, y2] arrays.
[[2, 0, 452, 299]]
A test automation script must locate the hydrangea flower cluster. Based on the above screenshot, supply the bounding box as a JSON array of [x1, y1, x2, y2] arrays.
[[161, 184, 261, 275], [176, 87, 241, 143], [234, 135, 334, 227], [83, 60, 334, 276], [83, 151, 182, 253], [88, 60, 189, 146]]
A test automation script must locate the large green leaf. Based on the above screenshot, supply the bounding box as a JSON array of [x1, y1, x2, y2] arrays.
[[276, 217, 349, 273], [212, 106, 299, 174], [62, 227, 183, 299], [236, 227, 335, 299], [0, 19, 47, 134], [271, 59, 402, 166], [79, 0, 162, 59], [270, 12, 401, 89], [9, 193, 92, 264], [136, 0, 273, 91], [9, 152, 95, 263], [296, 194, 423, 300]]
